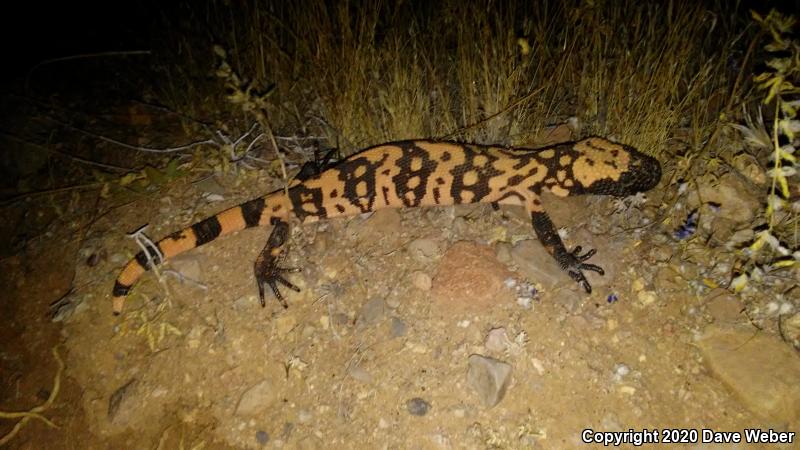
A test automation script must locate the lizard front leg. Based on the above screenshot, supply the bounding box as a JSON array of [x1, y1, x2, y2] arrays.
[[254, 220, 301, 307], [530, 210, 604, 293]]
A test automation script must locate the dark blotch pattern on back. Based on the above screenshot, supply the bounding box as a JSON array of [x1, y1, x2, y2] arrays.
[[392, 143, 438, 207]]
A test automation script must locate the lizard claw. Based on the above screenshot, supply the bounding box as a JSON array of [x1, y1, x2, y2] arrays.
[[253, 220, 301, 308], [255, 264, 301, 308], [561, 246, 605, 293]]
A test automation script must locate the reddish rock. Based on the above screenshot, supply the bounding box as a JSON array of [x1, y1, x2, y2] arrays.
[[431, 241, 514, 312]]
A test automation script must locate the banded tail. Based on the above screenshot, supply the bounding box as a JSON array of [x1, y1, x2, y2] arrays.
[[111, 193, 289, 314]]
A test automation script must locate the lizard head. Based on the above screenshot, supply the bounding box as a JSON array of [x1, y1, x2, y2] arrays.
[[568, 137, 661, 197]]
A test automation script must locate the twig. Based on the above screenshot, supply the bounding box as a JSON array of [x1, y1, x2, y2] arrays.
[[26, 50, 152, 91], [161, 270, 209, 292], [0, 183, 104, 207], [0, 346, 64, 446], [0, 130, 131, 172], [64, 122, 217, 153], [261, 119, 291, 196], [442, 86, 546, 140]]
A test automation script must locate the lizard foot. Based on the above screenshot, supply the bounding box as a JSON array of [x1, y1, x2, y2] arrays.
[[254, 220, 301, 308], [255, 261, 301, 308], [560, 245, 604, 293]]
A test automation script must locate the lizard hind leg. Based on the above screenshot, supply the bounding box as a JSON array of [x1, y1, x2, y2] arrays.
[[254, 220, 301, 308]]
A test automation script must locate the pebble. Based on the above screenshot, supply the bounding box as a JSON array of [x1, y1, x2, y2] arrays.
[[390, 317, 407, 338], [467, 354, 512, 408], [298, 409, 312, 423], [407, 397, 431, 416], [484, 328, 510, 353], [612, 363, 630, 382], [236, 380, 274, 416], [689, 173, 760, 223], [109, 252, 127, 265], [332, 313, 350, 328], [357, 297, 386, 327], [510, 239, 569, 289], [408, 238, 441, 263], [636, 290, 657, 307], [495, 242, 513, 264], [411, 271, 432, 291], [195, 176, 227, 196], [531, 358, 545, 375], [516, 297, 533, 309], [255, 430, 269, 445]]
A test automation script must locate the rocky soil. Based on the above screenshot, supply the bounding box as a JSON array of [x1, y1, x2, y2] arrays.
[[2, 163, 799, 449]]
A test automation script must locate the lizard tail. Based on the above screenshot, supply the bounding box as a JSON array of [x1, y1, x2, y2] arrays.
[[111, 194, 288, 315]]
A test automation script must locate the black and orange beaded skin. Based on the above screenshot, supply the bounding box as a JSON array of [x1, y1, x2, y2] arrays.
[[112, 137, 661, 314]]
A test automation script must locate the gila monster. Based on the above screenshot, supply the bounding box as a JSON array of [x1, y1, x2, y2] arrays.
[[112, 137, 661, 314]]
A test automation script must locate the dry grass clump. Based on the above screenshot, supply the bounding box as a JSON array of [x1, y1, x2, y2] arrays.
[[155, 0, 744, 160]]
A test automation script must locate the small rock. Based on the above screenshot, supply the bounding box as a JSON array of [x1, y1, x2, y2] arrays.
[[528, 122, 575, 146], [385, 296, 401, 309], [390, 317, 407, 338], [357, 297, 385, 327], [186, 324, 207, 349], [689, 173, 760, 223], [704, 289, 744, 323], [511, 239, 570, 289], [167, 254, 204, 286], [107, 378, 137, 424], [255, 430, 270, 445], [332, 313, 350, 328], [697, 325, 800, 424], [619, 385, 636, 395], [408, 238, 441, 263], [785, 314, 800, 344], [495, 242, 513, 264], [298, 409, 312, 423], [612, 363, 630, 382], [236, 380, 275, 416], [407, 397, 431, 416], [467, 354, 512, 408], [485, 328, 510, 353], [432, 241, 514, 312], [637, 290, 657, 307], [85, 250, 104, 267], [356, 209, 403, 245], [531, 358, 545, 375], [109, 252, 127, 265], [411, 271, 432, 291], [204, 193, 225, 202], [195, 176, 227, 196]]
